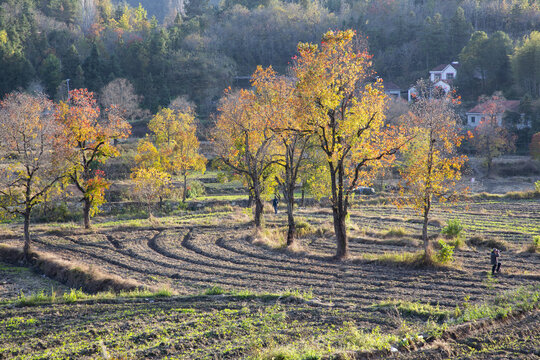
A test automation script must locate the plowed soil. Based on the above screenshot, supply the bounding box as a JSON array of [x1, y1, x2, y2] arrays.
[[0, 198, 539, 359]]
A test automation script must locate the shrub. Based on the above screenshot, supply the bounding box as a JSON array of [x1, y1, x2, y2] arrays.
[[33, 201, 82, 223], [186, 180, 206, 199], [441, 219, 463, 239], [435, 239, 455, 264], [204, 286, 225, 295], [468, 235, 509, 251], [526, 235, 540, 253], [535, 180, 540, 193]]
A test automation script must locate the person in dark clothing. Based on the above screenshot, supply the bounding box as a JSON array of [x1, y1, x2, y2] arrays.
[[272, 196, 279, 214], [491, 248, 501, 274]]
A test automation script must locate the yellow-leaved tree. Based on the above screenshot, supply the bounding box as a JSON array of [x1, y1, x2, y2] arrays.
[[213, 74, 282, 228], [399, 80, 468, 258], [133, 107, 206, 204], [293, 30, 410, 259]]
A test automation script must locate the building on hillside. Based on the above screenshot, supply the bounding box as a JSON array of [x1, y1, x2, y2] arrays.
[[408, 61, 459, 102], [383, 81, 401, 99], [465, 100, 528, 128]]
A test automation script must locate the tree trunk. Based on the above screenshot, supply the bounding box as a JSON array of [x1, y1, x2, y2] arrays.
[[286, 188, 295, 246], [330, 163, 349, 259], [334, 207, 348, 259], [182, 173, 187, 203], [254, 194, 264, 228], [23, 211, 31, 258], [301, 188, 305, 207], [422, 198, 433, 259], [247, 191, 253, 208], [83, 197, 91, 229]]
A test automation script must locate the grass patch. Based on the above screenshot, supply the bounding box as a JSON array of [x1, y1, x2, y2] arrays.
[[383, 226, 409, 238], [467, 235, 509, 251], [253, 323, 399, 360], [2, 287, 174, 307], [451, 285, 540, 325], [372, 300, 448, 321]]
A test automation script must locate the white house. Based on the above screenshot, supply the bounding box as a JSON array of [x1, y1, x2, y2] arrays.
[[408, 61, 459, 101], [429, 62, 459, 82], [465, 100, 522, 128]]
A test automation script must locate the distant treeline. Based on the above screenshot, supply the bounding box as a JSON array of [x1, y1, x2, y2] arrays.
[[2, 0, 540, 127]]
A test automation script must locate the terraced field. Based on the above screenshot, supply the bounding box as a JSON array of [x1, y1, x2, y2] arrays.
[[0, 198, 539, 359]]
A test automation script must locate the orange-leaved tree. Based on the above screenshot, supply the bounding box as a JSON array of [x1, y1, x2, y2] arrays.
[[293, 30, 410, 259], [0, 92, 68, 257], [399, 80, 468, 258], [56, 89, 131, 229], [213, 75, 282, 228], [133, 107, 206, 203], [471, 93, 516, 177]]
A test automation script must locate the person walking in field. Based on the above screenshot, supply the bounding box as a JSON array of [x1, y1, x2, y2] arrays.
[[272, 196, 279, 214], [491, 248, 501, 275]]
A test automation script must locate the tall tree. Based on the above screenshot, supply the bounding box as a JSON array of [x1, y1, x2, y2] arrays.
[[39, 53, 63, 97], [100, 78, 142, 122], [213, 82, 281, 228], [251, 66, 310, 246], [0, 92, 67, 257], [449, 7, 473, 57], [55, 89, 131, 228], [293, 30, 409, 259], [135, 107, 206, 203], [471, 94, 516, 177], [512, 31, 540, 98], [399, 81, 467, 258], [459, 31, 513, 99]]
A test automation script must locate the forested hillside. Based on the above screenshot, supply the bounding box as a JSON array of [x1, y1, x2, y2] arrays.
[[2, 0, 540, 125]]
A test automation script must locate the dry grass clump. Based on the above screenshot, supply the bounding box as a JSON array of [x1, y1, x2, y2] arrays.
[[383, 226, 409, 238], [525, 235, 540, 253], [0, 244, 142, 293], [468, 235, 509, 251], [356, 247, 458, 269], [251, 228, 286, 249], [295, 219, 314, 238], [313, 221, 333, 237]]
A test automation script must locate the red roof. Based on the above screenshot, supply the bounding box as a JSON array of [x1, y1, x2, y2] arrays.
[[467, 100, 520, 114]]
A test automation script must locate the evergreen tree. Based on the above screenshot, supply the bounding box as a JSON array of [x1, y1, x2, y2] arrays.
[[83, 44, 104, 91], [39, 53, 63, 97]]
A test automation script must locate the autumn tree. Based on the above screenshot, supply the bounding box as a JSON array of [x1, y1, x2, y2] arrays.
[[56, 89, 131, 229], [100, 78, 143, 122], [251, 66, 311, 245], [0, 92, 67, 257], [471, 94, 516, 177], [399, 81, 467, 258], [293, 30, 409, 259], [213, 80, 281, 228], [134, 107, 206, 203]]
